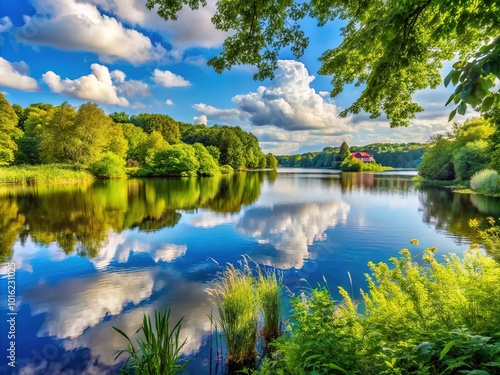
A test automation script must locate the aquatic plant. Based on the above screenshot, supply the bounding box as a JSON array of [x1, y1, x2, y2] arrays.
[[208, 260, 258, 367], [113, 309, 189, 375], [256, 268, 283, 342]]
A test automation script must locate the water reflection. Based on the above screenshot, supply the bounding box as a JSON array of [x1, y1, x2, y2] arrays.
[[236, 201, 350, 269], [0, 172, 264, 261]]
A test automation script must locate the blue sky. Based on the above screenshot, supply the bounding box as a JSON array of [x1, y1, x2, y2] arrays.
[[0, 0, 463, 154]]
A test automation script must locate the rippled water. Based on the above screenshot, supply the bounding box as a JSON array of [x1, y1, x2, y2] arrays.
[[1, 169, 499, 374]]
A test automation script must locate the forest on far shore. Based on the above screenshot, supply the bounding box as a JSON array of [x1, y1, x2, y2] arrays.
[[277, 142, 426, 169]]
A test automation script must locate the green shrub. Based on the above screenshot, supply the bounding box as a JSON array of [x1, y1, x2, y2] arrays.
[[151, 144, 199, 177], [220, 164, 234, 174], [470, 169, 500, 195], [259, 248, 500, 374], [192, 143, 220, 176], [90, 152, 127, 179], [113, 309, 189, 375]]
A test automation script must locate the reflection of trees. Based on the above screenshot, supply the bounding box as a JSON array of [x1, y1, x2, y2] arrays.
[[340, 173, 412, 193], [0, 173, 265, 257], [418, 188, 497, 242], [0, 198, 25, 262]]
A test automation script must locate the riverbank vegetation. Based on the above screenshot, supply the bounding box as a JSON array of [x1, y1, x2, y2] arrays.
[[277, 142, 423, 169], [0, 93, 277, 184], [418, 105, 500, 196], [114, 226, 500, 374], [0, 164, 94, 185]]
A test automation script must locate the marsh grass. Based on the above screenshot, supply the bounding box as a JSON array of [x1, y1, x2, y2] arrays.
[[256, 268, 283, 342], [0, 164, 94, 185], [207, 259, 258, 368], [113, 309, 189, 375]]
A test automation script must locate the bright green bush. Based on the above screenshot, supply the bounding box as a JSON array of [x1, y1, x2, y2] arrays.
[[220, 164, 234, 174], [470, 169, 500, 195], [192, 143, 220, 176], [340, 158, 391, 172], [90, 152, 127, 179], [259, 248, 500, 374], [151, 144, 199, 177]]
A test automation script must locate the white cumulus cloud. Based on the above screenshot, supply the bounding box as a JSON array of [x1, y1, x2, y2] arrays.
[[16, 0, 168, 65], [193, 115, 208, 125], [193, 103, 240, 120], [87, 0, 227, 50], [152, 69, 191, 87], [42, 63, 130, 106], [165, 99, 174, 105], [0, 58, 39, 91]]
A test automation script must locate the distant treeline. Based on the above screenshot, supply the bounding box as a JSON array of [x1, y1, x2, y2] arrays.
[[277, 143, 426, 169], [0, 93, 278, 181]]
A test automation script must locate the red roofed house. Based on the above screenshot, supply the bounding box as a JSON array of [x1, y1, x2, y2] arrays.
[[351, 152, 374, 163]]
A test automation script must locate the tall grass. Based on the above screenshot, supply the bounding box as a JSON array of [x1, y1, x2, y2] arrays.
[[0, 164, 94, 185], [256, 268, 283, 342], [207, 260, 258, 367], [113, 309, 189, 375]]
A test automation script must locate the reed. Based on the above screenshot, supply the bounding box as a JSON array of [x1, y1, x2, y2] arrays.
[[256, 268, 283, 342], [0, 164, 94, 185], [207, 260, 258, 367], [113, 309, 189, 375]]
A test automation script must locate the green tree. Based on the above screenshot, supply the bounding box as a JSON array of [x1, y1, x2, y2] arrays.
[[40, 102, 77, 164], [131, 113, 181, 144], [453, 140, 490, 182], [266, 152, 278, 169], [152, 144, 200, 177], [148, 0, 500, 126], [206, 145, 221, 164], [15, 104, 55, 164], [122, 123, 149, 162], [110, 111, 130, 124], [138, 130, 169, 167], [192, 143, 220, 176], [337, 141, 351, 162], [72, 103, 115, 167], [0, 92, 21, 166], [418, 135, 456, 181], [106, 124, 128, 159]]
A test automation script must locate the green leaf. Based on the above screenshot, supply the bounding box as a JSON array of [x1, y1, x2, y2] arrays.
[[451, 70, 461, 85], [448, 108, 457, 122], [444, 71, 454, 87], [482, 95, 495, 112], [439, 341, 455, 360], [458, 101, 467, 115], [323, 363, 348, 373]]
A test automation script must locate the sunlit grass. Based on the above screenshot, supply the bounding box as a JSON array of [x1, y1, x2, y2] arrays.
[[256, 267, 283, 342], [0, 164, 94, 185], [113, 309, 189, 375], [208, 260, 258, 366]]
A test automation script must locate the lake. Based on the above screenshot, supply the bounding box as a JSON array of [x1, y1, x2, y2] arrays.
[[1, 169, 500, 374]]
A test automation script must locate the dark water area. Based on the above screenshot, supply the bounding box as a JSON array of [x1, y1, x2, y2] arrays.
[[1, 168, 500, 374]]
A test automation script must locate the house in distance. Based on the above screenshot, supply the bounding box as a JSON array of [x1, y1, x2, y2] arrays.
[[352, 151, 374, 163]]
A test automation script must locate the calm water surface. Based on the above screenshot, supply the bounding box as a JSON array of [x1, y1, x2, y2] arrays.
[[1, 169, 500, 374]]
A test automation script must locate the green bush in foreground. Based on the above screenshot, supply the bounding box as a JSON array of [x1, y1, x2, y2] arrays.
[[113, 309, 189, 375], [258, 248, 500, 375], [0, 164, 94, 185], [90, 152, 127, 179], [470, 169, 500, 196]]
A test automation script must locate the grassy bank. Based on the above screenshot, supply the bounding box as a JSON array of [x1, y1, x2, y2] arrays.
[[0, 164, 94, 185]]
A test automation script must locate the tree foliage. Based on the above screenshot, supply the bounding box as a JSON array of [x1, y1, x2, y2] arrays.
[[0, 92, 21, 166], [148, 0, 500, 126]]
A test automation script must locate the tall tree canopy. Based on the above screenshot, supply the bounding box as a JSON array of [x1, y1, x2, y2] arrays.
[[0, 92, 21, 165], [148, 0, 499, 126]]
